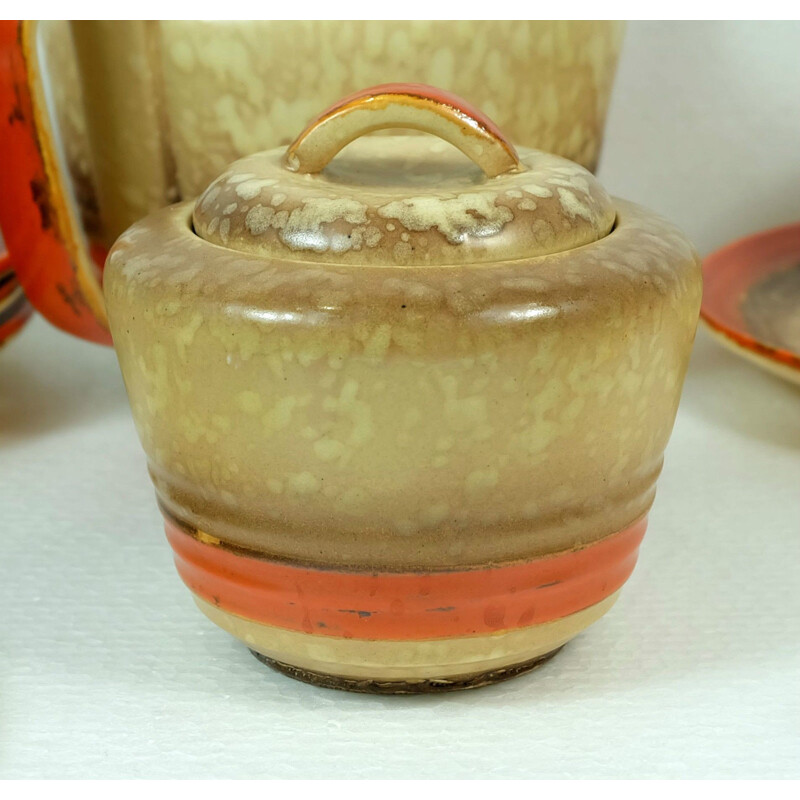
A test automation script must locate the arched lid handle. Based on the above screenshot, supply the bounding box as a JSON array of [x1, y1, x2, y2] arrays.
[[283, 83, 522, 179]]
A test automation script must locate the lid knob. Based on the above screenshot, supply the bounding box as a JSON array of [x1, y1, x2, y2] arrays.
[[283, 83, 523, 179]]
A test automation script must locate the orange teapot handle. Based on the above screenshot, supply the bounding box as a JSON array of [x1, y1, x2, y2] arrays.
[[0, 20, 110, 345], [284, 83, 522, 179]]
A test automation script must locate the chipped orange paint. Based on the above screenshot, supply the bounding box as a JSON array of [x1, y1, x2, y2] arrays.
[[165, 514, 646, 641]]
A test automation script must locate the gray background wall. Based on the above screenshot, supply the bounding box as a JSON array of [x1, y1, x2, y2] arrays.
[[601, 20, 800, 255]]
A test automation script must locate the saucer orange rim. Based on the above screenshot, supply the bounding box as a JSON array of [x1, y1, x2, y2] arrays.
[[700, 221, 800, 376]]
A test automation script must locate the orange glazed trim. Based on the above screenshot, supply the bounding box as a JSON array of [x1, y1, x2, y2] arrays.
[[302, 83, 515, 148], [165, 517, 646, 641], [284, 82, 521, 178], [701, 221, 800, 373]]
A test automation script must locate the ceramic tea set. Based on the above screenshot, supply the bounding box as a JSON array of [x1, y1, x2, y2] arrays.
[[0, 19, 626, 347], [2, 21, 792, 694]]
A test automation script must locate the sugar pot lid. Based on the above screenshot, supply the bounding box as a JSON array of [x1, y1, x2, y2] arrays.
[[193, 84, 615, 267]]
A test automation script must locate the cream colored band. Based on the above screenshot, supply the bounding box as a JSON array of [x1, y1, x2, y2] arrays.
[[195, 592, 619, 682]]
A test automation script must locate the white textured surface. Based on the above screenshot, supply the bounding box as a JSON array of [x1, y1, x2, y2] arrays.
[[1, 21, 799, 778]]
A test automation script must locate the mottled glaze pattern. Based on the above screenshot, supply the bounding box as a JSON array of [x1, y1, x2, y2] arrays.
[[194, 138, 615, 266], [743, 265, 800, 355], [71, 21, 177, 247], [38, 21, 99, 237], [105, 84, 699, 688], [71, 21, 624, 242], [105, 198, 700, 570]]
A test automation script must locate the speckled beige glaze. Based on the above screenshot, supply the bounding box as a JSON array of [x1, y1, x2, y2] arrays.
[[70, 21, 624, 242], [71, 21, 177, 246], [194, 138, 614, 266], [37, 21, 99, 236], [105, 168, 700, 570]]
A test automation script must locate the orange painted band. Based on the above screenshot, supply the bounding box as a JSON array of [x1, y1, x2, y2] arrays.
[[165, 515, 646, 641]]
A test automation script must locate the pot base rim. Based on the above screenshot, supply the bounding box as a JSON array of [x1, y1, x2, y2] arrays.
[[250, 645, 564, 694]]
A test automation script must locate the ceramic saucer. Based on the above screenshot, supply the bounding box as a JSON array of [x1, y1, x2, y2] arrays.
[[702, 222, 800, 385]]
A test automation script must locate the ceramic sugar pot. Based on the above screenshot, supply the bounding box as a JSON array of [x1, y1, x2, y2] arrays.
[[104, 85, 702, 693]]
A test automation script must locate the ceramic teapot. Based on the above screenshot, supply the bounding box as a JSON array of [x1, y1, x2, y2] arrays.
[[104, 85, 701, 693], [0, 21, 624, 346]]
